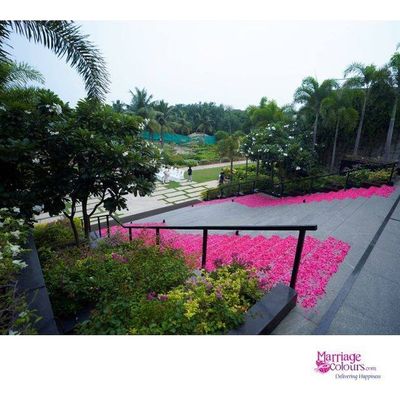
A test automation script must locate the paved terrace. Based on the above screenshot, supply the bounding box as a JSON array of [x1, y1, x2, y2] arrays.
[[126, 184, 400, 335]]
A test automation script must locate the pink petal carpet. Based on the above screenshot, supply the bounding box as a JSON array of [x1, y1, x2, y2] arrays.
[[101, 222, 350, 309], [197, 185, 395, 208]]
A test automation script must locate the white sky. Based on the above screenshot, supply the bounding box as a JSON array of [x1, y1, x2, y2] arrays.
[[7, 21, 400, 109]]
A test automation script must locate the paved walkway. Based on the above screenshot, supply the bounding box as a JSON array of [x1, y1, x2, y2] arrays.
[[125, 183, 400, 335]]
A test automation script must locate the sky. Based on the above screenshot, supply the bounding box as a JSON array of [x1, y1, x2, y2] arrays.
[[7, 21, 400, 110]]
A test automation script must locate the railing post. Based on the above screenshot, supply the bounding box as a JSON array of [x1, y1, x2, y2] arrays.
[[106, 215, 110, 238], [252, 180, 256, 193], [289, 229, 306, 290], [97, 216, 102, 238], [156, 227, 160, 245], [206, 190, 209, 201], [201, 229, 208, 268], [237, 182, 241, 195], [389, 163, 395, 184], [280, 180, 284, 197], [129, 227, 132, 242], [310, 178, 314, 193]]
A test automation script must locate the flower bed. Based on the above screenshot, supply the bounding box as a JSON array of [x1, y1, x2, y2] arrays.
[[100, 224, 350, 309], [198, 184, 396, 209], [36, 224, 263, 334]]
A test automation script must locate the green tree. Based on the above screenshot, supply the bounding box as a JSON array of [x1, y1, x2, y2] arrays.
[[294, 77, 338, 149], [0, 61, 44, 91], [217, 134, 241, 177], [0, 20, 109, 101], [320, 88, 359, 171], [344, 63, 386, 156], [383, 51, 400, 161], [128, 87, 153, 115], [153, 100, 175, 146], [246, 97, 285, 128]]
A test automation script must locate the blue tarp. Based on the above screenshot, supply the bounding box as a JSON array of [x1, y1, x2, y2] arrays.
[[141, 131, 216, 145]]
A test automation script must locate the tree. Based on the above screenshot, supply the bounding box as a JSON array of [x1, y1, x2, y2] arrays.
[[294, 77, 338, 149], [0, 61, 44, 91], [320, 88, 358, 171], [344, 63, 386, 156], [0, 20, 109, 101], [153, 100, 175, 147], [217, 134, 241, 177], [0, 89, 161, 243], [128, 87, 154, 115], [383, 51, 400, 161], [246, 97, 285, 128]]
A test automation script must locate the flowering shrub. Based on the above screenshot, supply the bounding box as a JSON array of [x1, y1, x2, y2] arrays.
[[0, 208, 38, 334], [100, 223, 351, 309], [79, 263, 262, 335], [41, 240, 192, 320]]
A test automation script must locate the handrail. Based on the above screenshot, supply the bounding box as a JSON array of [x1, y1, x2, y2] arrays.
[[205, 162, 397, 200], [87, 212, 317, 291]]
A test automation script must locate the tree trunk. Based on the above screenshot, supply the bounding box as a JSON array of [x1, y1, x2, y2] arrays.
[[330, 118, 340, 172], [353, 89, 369, 156], [81, 199, 90, 239], [256, 157, 260, 177], [384, 93, 398, 162], [63, 200, 79, 246], [312, 111, 319, 149]]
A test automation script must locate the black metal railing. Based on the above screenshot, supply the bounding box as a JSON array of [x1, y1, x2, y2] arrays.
[[204, 162, 397, 201], [87, 213, 317, 290]]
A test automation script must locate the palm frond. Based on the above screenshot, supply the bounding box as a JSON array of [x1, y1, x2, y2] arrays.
[[3, 20, 110, 101]]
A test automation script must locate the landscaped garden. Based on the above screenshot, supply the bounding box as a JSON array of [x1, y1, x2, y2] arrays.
[[1, 20, 399, 336]]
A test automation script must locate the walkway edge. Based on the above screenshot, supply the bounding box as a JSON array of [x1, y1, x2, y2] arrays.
[[313, 193, 400, 335]]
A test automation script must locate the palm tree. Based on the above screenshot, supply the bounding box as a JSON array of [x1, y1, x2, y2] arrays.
[[320, 88, 359, 171], [217, 134, 241, 178], [247, 97, 284, 128], [344, 63, 386, 156], [128, 87, 153, 115], [0, 20, 109, 101], [112, 100, 126, 113], [153, 100, 174, 147], [294, 77, 338, 149], [0, 61, 44, 90], [383, 51, 400, 161]]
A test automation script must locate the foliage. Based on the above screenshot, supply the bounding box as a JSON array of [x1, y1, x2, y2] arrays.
[[0, 208, 38, 334], [34, 218, 84, 251], [0, 20, 110, 101], [79, 262, 262, 335], [41, 239, 192, 320]]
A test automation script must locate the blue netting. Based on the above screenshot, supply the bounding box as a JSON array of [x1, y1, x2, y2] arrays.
[[141, 131, 216, 145]]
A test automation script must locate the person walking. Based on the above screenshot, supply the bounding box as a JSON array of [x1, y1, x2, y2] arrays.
[[187, 166, 193, 182], [218, 170, 225, 185]]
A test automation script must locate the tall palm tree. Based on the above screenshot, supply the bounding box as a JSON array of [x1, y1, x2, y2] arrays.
[[153, 100, 174, 147], [0, 20, 109, 101], [344, 63, 386, 156], [320, 88, 359, 171], [128, 87, 153, 115], [112, 99, 126, 113], [383, 51, 400, 161], [294, 77, 338, 149], [0, 61, 44, 90]]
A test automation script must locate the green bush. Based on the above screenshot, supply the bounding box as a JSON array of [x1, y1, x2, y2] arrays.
[[80, 263, 263, 335], [182, 159, 199, 167], [34, 217, 83, 251], [0, 208, 38, 334], [41, 240, 191, 320]]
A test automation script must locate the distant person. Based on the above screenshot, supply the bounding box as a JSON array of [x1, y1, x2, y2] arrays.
[[187, 166, 193, 182], [218, 170, 225, 185], [163, 168, 170, 184]]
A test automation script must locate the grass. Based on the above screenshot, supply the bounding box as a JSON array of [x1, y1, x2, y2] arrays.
[[184, 166, 224, 183], [166, 181, 181, 189]]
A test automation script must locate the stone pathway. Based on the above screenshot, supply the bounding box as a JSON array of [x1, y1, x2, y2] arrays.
[[152, 179, 218, 205]]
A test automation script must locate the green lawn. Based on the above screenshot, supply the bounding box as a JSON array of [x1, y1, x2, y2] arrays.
[[185, 166, 224, 183], [166, 181, 181, 189]]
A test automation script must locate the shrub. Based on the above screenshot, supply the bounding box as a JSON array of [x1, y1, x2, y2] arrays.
[[0, 208, 38, 334], [41, 240, 192, 320], [80, 263, 263, 335], [182, 159, 199, 167], [34, 217, 84, 251]]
